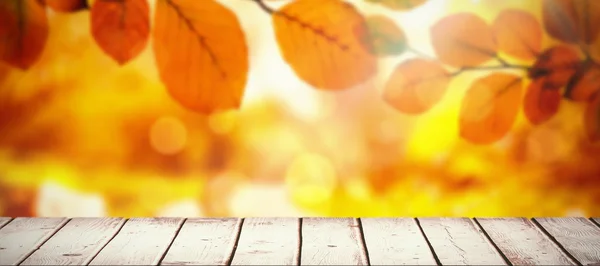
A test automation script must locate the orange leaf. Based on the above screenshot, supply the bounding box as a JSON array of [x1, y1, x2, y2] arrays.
[[459, 73, 522, 144], [523, 78, 562, 125], [585, 92, 600, 141], [383, 59, 450, 114], [273, 0, 377, 90], [91, 0, 150, 65], [542, 0, 600, 44], [153, 0, 248, 114], [45, 0, 87, 12], [365, 15, 407, 57], [492, 9, 542, 61], [431, 13, 497, 67], [529, 45, 581, 88], [566, 64, 600, 101], [364, 0, 427, 11], [0, 0, 48, 70]]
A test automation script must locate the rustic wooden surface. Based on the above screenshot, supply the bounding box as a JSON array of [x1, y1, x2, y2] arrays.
[[0, 217, 599, 265]]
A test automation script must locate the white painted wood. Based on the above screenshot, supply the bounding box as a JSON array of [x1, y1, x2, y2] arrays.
[[231, 217, 300, 265], [535, 217, 600, 265], [0, 218, 67, 265], [160, 218, 241, 266], [301, 218, 368, 265], [89, 217, 184, 266], [418, 218, 507, 265], [476, 218, 575, 265], [0, 217, 11, 229], [361, 218, 436, 265], [20, 218, 125, 265]]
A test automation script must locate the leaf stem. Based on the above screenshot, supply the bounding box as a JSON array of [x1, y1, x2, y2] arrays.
[[406, 46, 435, 60], [451, 64, 531, 77], [252, 0, 274, 14]]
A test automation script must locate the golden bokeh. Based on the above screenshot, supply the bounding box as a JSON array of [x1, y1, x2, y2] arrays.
[[0, 0, 599, 218]]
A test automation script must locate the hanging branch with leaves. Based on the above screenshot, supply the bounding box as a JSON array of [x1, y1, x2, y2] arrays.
[[0, 0, 599, 145]]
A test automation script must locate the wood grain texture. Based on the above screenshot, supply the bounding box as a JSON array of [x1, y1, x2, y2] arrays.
[[534, 217, 600, 265], [0, 218, 68, 265], [361, 218, 437, 265], [476, 218, 575, 265], [20, 218, 125, 265], [301, 218, 368, 265], [89, 217, 184, 266], [160, 218, 241, 266], [231, 217, 300, 265], [0, 217, 11, 229], [418, 218, 507, 265]]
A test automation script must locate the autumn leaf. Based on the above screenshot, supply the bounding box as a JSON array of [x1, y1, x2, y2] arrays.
[[565, 64, 600, 101], [45, 0, 87, 12], [383, 59, 450, 114], [365, 15, 407, 56], [364, 0, 427, 11], [91, 0, 150, 65], [459, 73, 522, 144], [153, 0, 248, 114], [0, 0, 48, 70], [431, 13, 497, 67], [273, 0, 377, 90], [523, 78, 562, 125], [584, 92, 600, 141], [492, 9, 542, 61], [529, 45, 581, 88], [542, 0, 600, 44]]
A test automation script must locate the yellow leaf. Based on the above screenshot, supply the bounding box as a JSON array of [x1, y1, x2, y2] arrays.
[[273, 0, 377, 90], [383, 59, 450, 114], [153, 0, 249, 114], [459, 73, 522, 144], [365, 0, 427, 11], [365, 15, 407, 57]]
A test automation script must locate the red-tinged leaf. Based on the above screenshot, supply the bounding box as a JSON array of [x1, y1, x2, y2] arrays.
[[91, 0, 150, 65], [529, 45, 581, 87], [523, 78, 562, 125], [459, 73, 523, 144], [153, 0, 249, 114], [0, 0, 48, 70], [492, 9, 542, 61], [584, 92, 600, 141], [542, 0, 600, 44], [431, 13, 497, 67], [46, 0, 87, 12], [383, 59, 450, 114], [566, 64, 600, 101]]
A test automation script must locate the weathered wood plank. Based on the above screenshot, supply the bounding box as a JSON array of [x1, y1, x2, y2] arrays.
[[0, 217, 11, 229], [231, 217, 300, 265], [0, 218, 68, 265], [20, 218, 125, 265], [361, 218, 436, 265], [418, 218, 507, 265], [534, 217, 600, 265], [160, 218, 241, 266], [301, 218, 368, 265], [476, 218, 575, 265], [89, 217, 184, 266]]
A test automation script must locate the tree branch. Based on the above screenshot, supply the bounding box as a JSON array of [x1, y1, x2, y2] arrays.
[[252, 0, 274, 14], [451, 64, 531, 77]]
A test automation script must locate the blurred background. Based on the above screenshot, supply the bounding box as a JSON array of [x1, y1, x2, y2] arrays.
[[0, 0, 599, 218]]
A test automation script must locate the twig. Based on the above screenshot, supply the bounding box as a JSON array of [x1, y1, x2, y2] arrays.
[[252, 0, 274, 14], [451, 64, 531, 77]]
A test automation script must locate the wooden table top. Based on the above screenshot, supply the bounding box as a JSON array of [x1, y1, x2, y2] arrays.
[[0, 217, 599, 265]]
